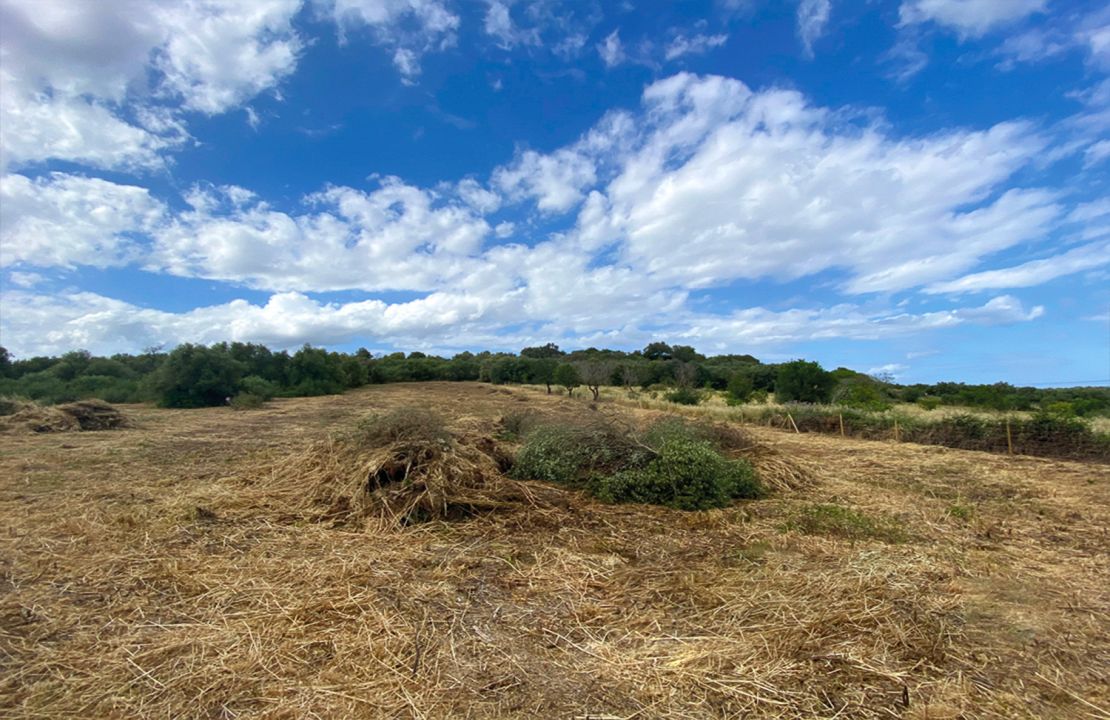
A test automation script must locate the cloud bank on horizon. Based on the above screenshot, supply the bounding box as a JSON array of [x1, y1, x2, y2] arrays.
[[0, 0, 1107, 385]]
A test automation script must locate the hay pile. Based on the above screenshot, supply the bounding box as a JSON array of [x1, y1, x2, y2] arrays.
[[251, 408, 540, 525], [0, 397, 129, 433]]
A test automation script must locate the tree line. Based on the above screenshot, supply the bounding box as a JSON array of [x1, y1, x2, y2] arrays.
[[0, 342, 1106, 417]]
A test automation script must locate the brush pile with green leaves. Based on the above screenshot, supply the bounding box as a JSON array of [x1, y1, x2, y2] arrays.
[[512, 416, 765, 510]]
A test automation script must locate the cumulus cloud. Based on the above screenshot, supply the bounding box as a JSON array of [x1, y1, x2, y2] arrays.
[[899, 0, 1046, 39], [555, 73, 1061, 294], [0, 287, 1047, 359], [0, 0, 303, 170], [149, 180, 491, 292], [0, 173, 166, 268]]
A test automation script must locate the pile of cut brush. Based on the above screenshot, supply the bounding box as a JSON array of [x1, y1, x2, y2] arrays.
[[251, 408, 542, 526], [0, 397, 130, 433]]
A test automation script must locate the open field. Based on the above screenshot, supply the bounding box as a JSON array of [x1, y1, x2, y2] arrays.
[[2, 382, 1108, 719]]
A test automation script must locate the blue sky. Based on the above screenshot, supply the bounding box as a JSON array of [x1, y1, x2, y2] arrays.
[[0, 0, 1108, 385]]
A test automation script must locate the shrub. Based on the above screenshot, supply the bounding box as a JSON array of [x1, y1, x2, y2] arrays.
[[775, 360, 834, 403], [240, 375, 278, 400], [589, 438, 761, 510], [230, 393, 266, 410], [726, 372, 754, 405], [665, 387, 702, 405], [833, 378, 892, 411], [511, 422, 646, 485], [917, 396, 942, 411]]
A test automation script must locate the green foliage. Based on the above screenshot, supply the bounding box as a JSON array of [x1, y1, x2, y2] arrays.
[[513, 417, 763, 510], [665, 387, 702, 405], [783, 504, 907, 542], [149, 344, 245, 408], [833, 378, 892, 411], [775, 360, 835, 403], [511, 422, 645, 485], [230, 393, 266, 410], [726, 372, 754, 405], [240, 375, 278, 400], [589, 438, 761, 510], [553, 363, 582, 395], [917, 395, 942, 411]]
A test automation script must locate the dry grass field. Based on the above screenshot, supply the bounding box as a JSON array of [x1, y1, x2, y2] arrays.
[[2, 382, 1108, 719]]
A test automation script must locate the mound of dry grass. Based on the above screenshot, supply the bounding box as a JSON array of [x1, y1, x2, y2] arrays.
[[246, 408, 541, 526], [0, 397, 129, 433]]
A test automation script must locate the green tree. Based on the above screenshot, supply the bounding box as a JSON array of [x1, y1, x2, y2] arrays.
[[149, 344, 246, 408], [726, 372, 754, 404], [553, 363, 582, 397], [775, 360, 834, 403], [521, 343, 564, 359]]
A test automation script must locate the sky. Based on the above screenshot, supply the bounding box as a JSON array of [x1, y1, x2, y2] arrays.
[[0, 0, 1108, 385]]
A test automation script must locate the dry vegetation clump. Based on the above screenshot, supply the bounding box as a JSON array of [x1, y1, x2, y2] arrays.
[[0, 397, 129, 433], [248, 407, 540, 526]]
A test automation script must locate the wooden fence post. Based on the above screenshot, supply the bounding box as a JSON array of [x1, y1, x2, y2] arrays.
[[787, 413, 800, 434], [894, 417, 900, 442], [839, 413, 845, 437], [1006, 416, 1014, 455]]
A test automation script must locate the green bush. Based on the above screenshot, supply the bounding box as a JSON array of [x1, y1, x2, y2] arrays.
[[917, 396, 942, 411], [240, 375, 278, 400], [775, 360, 835, 403], [726, 372, 754, 404], [511, 422, 646, 485], [230, 393, 266, 410], [589, 438, 761, 510], [665, 387, 702, 405]]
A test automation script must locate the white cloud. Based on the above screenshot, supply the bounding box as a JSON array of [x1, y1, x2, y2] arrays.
[[0, 287, 1047, 359], [562, 73, 1062, 294], [150, 179, 492, 292], [926, 242, 1110, 294], [0, 0, 303, 170], [484, 1, 540, 49], [153, 0, 303, 114], [867, 363, 908, 378], [493, 221, 515, 238], [320, 0, 459, 82], [493, 148, 597, 213], [0, 173, 166, 268], [1084, 139, 1110, 167], [456, 178, 501, 213], [797, 0, 831, 57], [598, 30, 625, 67], [5, 271, 43, 288], [899, 0, 1046, 39], [664, 33, 728, 61], [0, 76, 186, 172]]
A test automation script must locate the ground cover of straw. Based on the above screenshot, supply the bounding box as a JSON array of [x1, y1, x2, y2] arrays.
[[1, 382, 1108, 719]]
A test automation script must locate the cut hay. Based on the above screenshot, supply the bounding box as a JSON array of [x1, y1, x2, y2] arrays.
[[0, 397, 129, 433], [1, 381, 1108, 719], [249, 408, 540, 526]]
